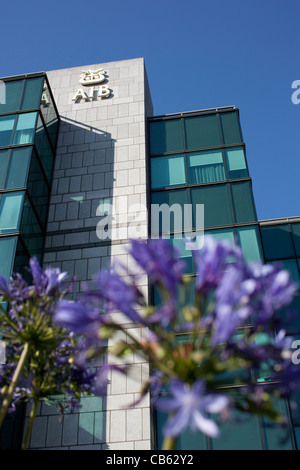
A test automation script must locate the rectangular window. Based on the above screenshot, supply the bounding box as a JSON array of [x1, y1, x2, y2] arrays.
[[0, 115, 15, 147], [220, 111, 243, 145], [149, 119, 184, 155], [236, 226, 262, 262], [231, 181, 257, 224], [151, 154, 186, 189], [20, 77, 44, 110], [0, 150, 9, 187], [184, 114, 221, 150], [225, 146, 248, 179], [187, 150, 225, 184], [191, 184, 232, 228], [260, 224, 295, 260], [0, 192, 24, 233], [20, 196, 44, 258], [170, 236, 194, 274], [0, 80, 23, 114], [151, 189, 191, 235], [0, 236, 18, 280], [27, 149, 49, 227], [291, 223, 300, 257], [12, 112, 37, 145], [35, 117, 54, 181], [4, 146, 32, 189]]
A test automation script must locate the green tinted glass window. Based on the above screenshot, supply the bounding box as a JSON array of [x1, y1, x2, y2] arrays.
[[231, 181, 256, 223], [225, 146, 248, 179], [151, 154, 186, 189], [291, 223, 300, 256], [261, 398, 295, 450], [0, 80, 23, 114], [206, 227, 235, 245], [220, 111, 243, 145], [269, 259, 299, 284], [0, 236, 17, 280], [151, 189, 190, 235], [184, 114, 221, 150], [191, 184, 232, 228], [149, 119, 184, 155], [13, 112, 37, 145], [236, 226, 262, 262], [0, 191, 24, 233], [170, 236, 194, 274], [27, 149, 49, 227], [0, 150, 9, 187], [187, 149, 225, 184], [260, 224, 294, 260], [20, 196, 43, 258], [35, 116, 54, 180], [0, 115, 15, 147], [4, 147, 32, 189], [20, 77, 43, 110]]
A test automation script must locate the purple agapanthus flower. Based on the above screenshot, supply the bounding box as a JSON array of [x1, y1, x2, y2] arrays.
[[54, 300, 102, 334], [128, 239, 186, 297], [156, 378, 229, 438]]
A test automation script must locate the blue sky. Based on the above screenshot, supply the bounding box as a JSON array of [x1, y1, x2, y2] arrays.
[[1, 0, 299, 221]]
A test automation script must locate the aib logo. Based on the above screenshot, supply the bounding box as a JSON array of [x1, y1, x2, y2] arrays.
[[291, 80, 300, 105]]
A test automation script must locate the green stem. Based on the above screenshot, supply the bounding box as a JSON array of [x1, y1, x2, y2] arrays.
[[22, 397, 39, 450], [162, 435, 178, 450], [0, 342, 29, 430]]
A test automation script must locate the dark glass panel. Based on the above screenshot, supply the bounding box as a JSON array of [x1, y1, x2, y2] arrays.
[[170, 236, 194, 274], [4, 146, 32, 189], [149, 119, 184, 155], [187, 149, 225, 184], [20, 196, 43, 260], [34, 116, 54, 181], [20, 77, 43, 110], [184, 114, 221, 150], [151, 189, 190, 235], [0, 150, 9, 188], [220, 111, 243, 145], [261, 398, 295, 450], [236, 226, 262, 262], [225, 146, 248, 179], [151, 154, 186, 189], [191, 184, 232, 228], [0, 115, 15, 147], [13, 238, 31, 283], [231, 181, 257, 224], [27, 149, 49, 227], [40, 79, 59, 148], [0, 80, 23, 114], [260, 224, 294, 260], [291, 223, 300, 257], [0, 236, 17, 279]]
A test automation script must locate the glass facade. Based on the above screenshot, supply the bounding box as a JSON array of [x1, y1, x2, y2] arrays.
[[0, 73, 59, 281], [149, 108, 296, 450], [0, 74, 59, 448]]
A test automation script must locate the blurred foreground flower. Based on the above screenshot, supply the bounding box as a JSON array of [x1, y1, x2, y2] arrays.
[[0, 258, 97, 449]]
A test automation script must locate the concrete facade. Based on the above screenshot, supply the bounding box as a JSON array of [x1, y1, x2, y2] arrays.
[[24, 58, 154, 449]]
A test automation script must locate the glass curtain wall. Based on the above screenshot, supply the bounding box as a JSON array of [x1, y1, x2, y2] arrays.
[[148, 109, 295, 450], [0, 74, 59, 450]]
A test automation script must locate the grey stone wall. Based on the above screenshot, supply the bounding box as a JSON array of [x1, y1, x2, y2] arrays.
[[24, 58, 154, 450]]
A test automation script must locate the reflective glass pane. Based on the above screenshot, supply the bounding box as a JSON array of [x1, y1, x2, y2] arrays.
[[20, 196, 43, 258], [187, 150, 225, 184], [291, 223, 300, 257], [277, 295, 300, 335], [191, 184, 232, 228], [206, 227, 235, 245], [40, 80, 59, 148], [236, 226, 262, 262], [0, 236, 17, 280], [0, 115, 15, 147], [0, 192, 24, 233], [4, 146, 31, 189], [225, 146, 248, 179], [151, 154, 186, 189], [27, 149, 49, 227], [260, 224, 294, 260], [0, 80, 23, 114], [170, 236, 194, 274], [261, 398, 295, 450], [269, 259, 300, 285], [13, 238, 31, 282], [184, 114, 221, 150], [20, 77, 43, 110], [231, 181, 256, 223], [13, 112, 37, 145], [220, 111, 243, 145], [149, 119, 184, 155], [0, 150, 9, 187], [35, 116, 54, 181], [151, 189, 191, 235]]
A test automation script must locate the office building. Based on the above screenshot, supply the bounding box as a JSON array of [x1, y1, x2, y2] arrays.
[[0, 58, 299, 449]]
